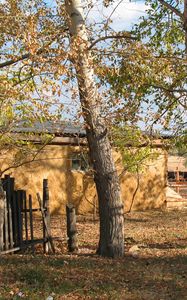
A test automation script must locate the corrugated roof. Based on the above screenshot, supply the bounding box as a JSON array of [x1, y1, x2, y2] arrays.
[[11, 121, 86, 137], [7, 121, 175, 143]]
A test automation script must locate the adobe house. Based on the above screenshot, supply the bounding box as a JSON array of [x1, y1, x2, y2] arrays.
[[0, 122, 168, 214], [165, 155, 187, 210], [168, 155, 187, 183]]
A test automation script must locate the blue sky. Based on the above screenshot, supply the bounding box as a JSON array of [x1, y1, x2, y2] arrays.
[[44, 0, 148, 31], [86, 1, 148, 31], [0, 0, 150, 122], [42, 0, 149, 121]]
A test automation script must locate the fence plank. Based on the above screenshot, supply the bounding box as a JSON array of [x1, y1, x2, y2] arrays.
[[29, 194, 34, 253], [37, 192, 55, 254], [0, 179, 5, 252], [17, 190, 23, 249], [10, 178, 15, 249], [4, 196, 9, 250], [3, 177, 9, 251], [43, 179, 53, 254], [12, 191, 18, 246], [6, 176, 14, 249], [23, 191, 28, 245]]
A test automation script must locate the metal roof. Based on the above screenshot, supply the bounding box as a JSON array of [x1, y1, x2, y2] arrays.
[[11, 121, 86, 137], [9, 121, 173, 140]]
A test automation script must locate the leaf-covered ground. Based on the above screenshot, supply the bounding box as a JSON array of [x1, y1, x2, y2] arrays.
[[0, 210, 187, 299]]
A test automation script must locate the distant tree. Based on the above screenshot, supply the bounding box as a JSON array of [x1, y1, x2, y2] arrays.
[[134, 0, 187, 134], [100, 0, 187, 137]]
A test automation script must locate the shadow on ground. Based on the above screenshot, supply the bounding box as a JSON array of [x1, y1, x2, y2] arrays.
[[0, 252, 186, 300]]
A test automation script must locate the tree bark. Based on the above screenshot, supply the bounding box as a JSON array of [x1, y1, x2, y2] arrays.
[[65, 0, 124, 257]]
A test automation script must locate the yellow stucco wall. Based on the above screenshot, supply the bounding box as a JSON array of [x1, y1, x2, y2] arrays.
[[120, 151, 167, 212], [0, 144, 167, 214]]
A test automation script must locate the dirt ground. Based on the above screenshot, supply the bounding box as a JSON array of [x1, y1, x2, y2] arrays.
[[0, 210, 187, 299]]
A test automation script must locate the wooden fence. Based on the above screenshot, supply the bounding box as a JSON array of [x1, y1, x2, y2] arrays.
[[169, 182, 187, 199], [0, 175, 54, 255]]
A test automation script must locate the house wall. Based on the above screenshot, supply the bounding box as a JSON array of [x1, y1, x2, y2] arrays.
[[168, 155, 187, 172], [120, 150, 167, 211], [0, 144, 167, 214]]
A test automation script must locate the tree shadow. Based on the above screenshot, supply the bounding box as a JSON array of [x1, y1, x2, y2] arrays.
[[0, 252, 186, 299], [144, 241, 187, 250], [124, 217, 149, 223]]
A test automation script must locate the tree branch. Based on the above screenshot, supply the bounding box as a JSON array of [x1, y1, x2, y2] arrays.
[[0, 53, 30, 69], [158, 0, 184, 20], [127, 167, 140, 213], [88, 34, 137, 50], [0, 46, 47, 68], [149, 84, 187, 95], [0, 36, 59, 69], [0, 136, 53, 177]]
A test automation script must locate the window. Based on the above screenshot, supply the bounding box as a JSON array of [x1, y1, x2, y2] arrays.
[[168, 171, 187, 182], [168, 172, 175, 181], [179, 172, 187, 182], [71, 153, 89, 171]]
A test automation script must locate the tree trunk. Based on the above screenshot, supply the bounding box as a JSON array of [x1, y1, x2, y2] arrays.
[[0, 179, 5, 251], [65, 0, 124, 257]]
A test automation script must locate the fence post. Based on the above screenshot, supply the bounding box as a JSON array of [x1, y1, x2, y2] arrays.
[[29, 194, 34, 253], [16, 190, 24, 249], [23, 191, 28, 245], [66, 204, 78, 252], [0, 179, 5, 252], [43, 179, 52, 254], [6, 176, 14, 250], [12, 191, 18, 247], [3, 176, 9, 251]]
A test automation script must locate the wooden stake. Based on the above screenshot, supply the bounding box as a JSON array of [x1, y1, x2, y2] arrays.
[[37, 192, 55, 254], [66, 204, 78, 252]]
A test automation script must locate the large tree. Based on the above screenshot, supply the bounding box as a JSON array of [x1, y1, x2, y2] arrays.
[[65, 0, 126, 257], [0, 0, 138, 257], [1, 0, 185, 258]]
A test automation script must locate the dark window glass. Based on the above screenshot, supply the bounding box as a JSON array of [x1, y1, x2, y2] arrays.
[[71, 153, 89, 171], [168, 172, 175, 181], [71, 159, 81, 170]]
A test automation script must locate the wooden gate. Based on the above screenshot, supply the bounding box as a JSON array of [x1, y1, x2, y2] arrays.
[[0, 175, 54, 255]]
